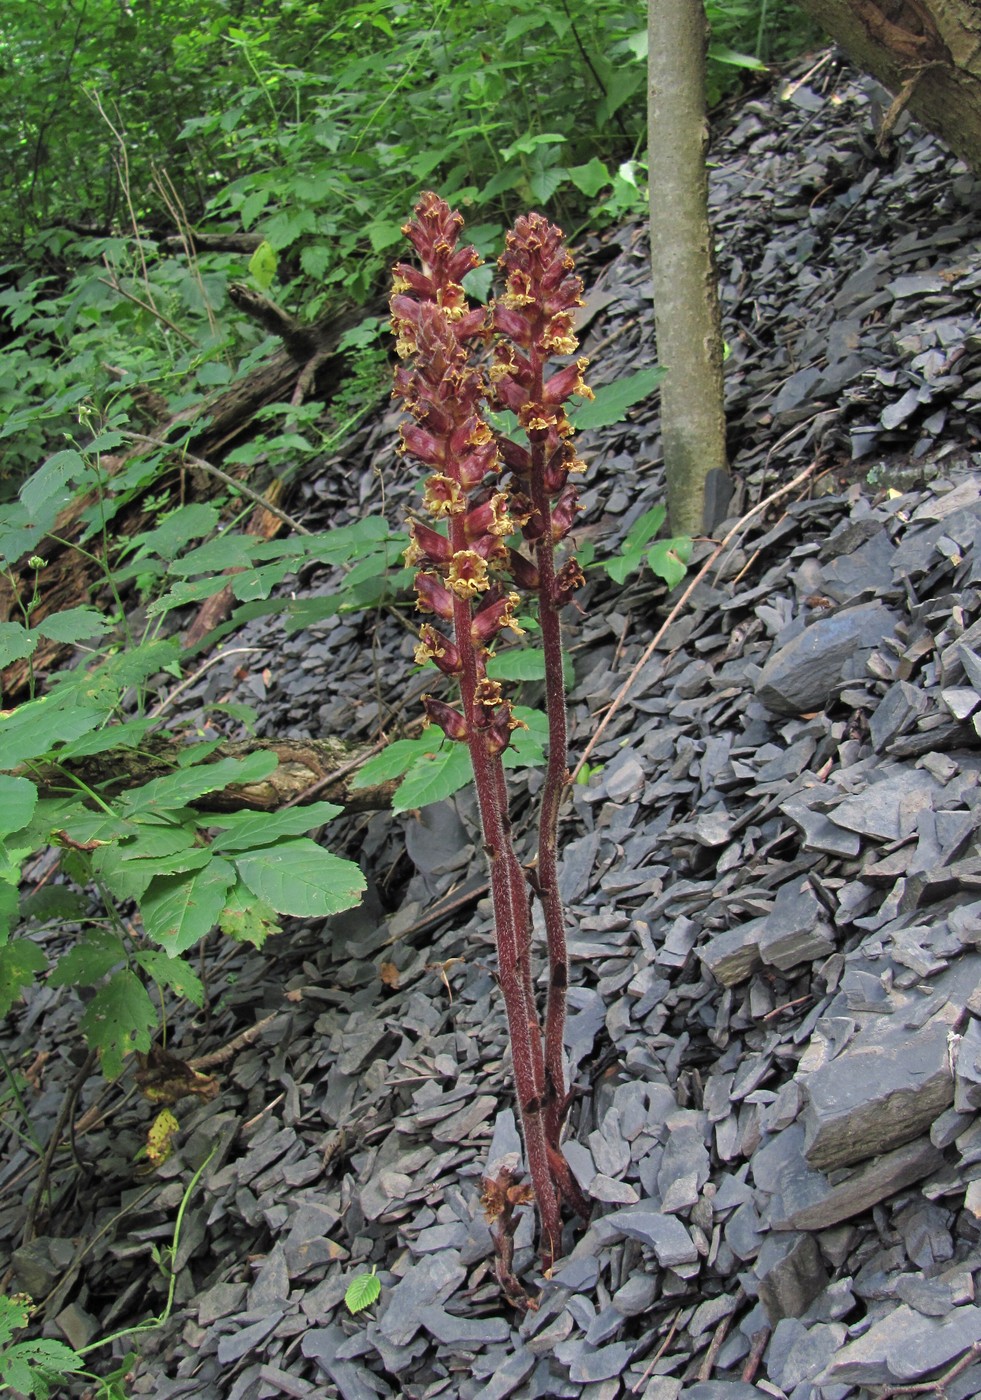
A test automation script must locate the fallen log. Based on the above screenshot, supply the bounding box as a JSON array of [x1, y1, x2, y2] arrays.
[[23, 735, 395, 814]]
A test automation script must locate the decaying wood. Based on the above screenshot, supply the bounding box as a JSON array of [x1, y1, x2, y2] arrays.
[[24, 734, 395, 813], [0, 290, 373, 700], [799, 0, 981, 171]]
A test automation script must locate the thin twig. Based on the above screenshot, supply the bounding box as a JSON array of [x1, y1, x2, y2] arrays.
[[98, 270, 196, 345], [125, 433, 312, 534], [22, 1050, 98, 1246], [571, 458, 820, 781], [631, 1309, 681, 1393], [147, 646, 261, 722], [870, 1341, 981, 1398]]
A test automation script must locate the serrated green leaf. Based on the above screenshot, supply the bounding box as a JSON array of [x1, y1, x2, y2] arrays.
[[206, 800, 343, 852], [0, 775, 37, 835], [120, 752, 279, 816], [219, 879, 280, 947], [169, 534, 260, 577], [573, 366, 667, 431], [0, 1291, 31, 1345], [56, 715, 157, 760], [0, 939, 47, 1016], [0, 697, 104, 767], [79, 969, 157, 1079], [136, 505, 221, 558], [49, 929, 126, 988], [392, 744, 472, 813], [19, 448, 88, 514], [33, 606, 115, 645], [234, 839, 365, 917], [249, 240, 278, 288], [0, 620, 36, 668], [139, 857, 236, 954], [351, 738, 430, 790], [97, 838, 213, 903], [147, 574, 240, 616], [344, 1270, 381, 1314], [135, 949, 205, 1006]]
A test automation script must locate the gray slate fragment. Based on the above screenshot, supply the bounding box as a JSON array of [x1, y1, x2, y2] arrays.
[[216, 1310, 284, 1364], [569, 1341, 633, 1383], [470, 1345, 536, 1399], [801, 1015, 955, 1169], [759, 877, 836, 971], [817, 1304, 981, 1385], [378, 1252, 466, 1346], [755, 1232, 828, 1323], [756, 603, 900, 715], [595, 1202, 698, 1266], [774, 1134, 943, 1231], [829, 767, 940, 842], [415, 1304, 510, 1347]]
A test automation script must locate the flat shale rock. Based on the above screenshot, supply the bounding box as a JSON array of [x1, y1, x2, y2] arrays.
[[817, 1303, 981, 1385], [800, 1014, 956, 1170], [755, 602, 901, 715]]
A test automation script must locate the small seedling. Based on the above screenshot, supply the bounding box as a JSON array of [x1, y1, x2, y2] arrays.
[[344, 1267, 381, 1315]]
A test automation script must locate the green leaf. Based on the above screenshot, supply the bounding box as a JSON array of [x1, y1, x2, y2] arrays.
[[648, 535, 693, 588], [49, 929, 127, 987], [206, 800, 344, 852], [219, 879, 280, 947], [234, 839, 365, 917], [19, 448, 88, 513], [603, 506, 668, 585], [169, 534, 260, 576], [55, 715, 157, 760], [301, 244, 332, 280], [708, 42, 768, 70], [351, 738, 428, 790], [0, 775, 37, 835], [135, 949, 205, 1006], [0, 939, 47, 1017], [0, 621, 36, 668], [139, 857, 237, 954], [344, 1270, 381, 1314], [503, 706, 550, 769], [248, 239, 278, 289], [392, 744, 473, 813], [566, 157, 611, 197], [0, 697, 104, 767], [32, 605, 115, 645], [573, 367, 667, 431], [79, 969, 157, 1079], [0, 1292, 30, 1346], [120, 752, 279, 816], [136, 505, 221, 558]]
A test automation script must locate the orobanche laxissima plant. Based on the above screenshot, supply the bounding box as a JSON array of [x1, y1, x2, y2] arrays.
[[391, 193, 594, 1285]]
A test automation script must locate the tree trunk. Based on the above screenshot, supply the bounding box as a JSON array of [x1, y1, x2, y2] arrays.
[[647, 0, 729, 538], [799, 0, 981, 171]]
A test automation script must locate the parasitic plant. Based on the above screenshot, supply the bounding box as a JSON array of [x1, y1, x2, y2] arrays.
[[390, 193, 592, 1283]]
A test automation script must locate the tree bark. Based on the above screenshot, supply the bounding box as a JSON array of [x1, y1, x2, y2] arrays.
[[799, 0, 981, 170], [647, 0, 729, 538]]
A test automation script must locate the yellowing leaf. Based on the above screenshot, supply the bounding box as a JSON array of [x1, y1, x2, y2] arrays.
[[146, 1109, 180, 1168]]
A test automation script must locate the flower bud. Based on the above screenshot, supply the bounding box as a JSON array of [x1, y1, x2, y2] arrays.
[[405, 521, 453, 567], [553, 558, 586, 608], [472, 590, 524, 645], [415, 625, 463, 676], [507, 549, 539, 590], [550, 484, 582, 542], [423, 695, 468, 742], [414, 571, 455, 620]]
